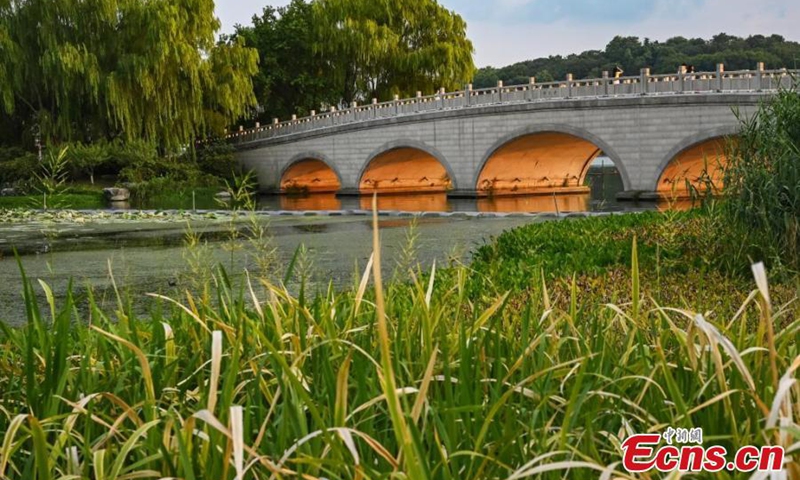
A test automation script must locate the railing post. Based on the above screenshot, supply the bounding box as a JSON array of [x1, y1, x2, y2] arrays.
[[640, 68, 650, 95], [329, 106, 336, 126], [527, 77, 536, 101], [372, 98, 377, 118], [755, 62, 764, 91], [716, 63, 725, 92], [678, 64, 686, 93], [497, 80, 503, 103], [565, 74, 573, 98], [465, 84, 472, 106], [440, 87, 446, 109], [601, 71, 609, 96], [395, 94, 401, 115]]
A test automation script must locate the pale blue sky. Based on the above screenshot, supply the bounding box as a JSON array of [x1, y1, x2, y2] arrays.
[[215, 0, 800, 67]]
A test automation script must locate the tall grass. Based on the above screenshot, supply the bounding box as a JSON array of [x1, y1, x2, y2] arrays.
[[724, 82, 800, 273], [0, 210, 798, 479]]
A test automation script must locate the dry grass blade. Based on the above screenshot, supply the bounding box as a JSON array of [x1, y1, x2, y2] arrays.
[[752, 262, 780, 392], [354, 253, 374, 317], [425, 260, 436, 309], [231, 406, 244, 480], [0, 414, 27, 477], [208, 331, 223, 414], [693, 314, 757, 391], [412, 348, 438, 423]]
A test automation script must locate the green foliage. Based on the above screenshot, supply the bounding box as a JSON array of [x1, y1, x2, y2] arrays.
[[723, 83, 800, 273], [469, 211, 741, 296], [0, 0, 258, 147], [312, 0, 475, 104], [0, 146, 36, 188], [67, 141, 111, 185], [474, 33, 800, 87], [195, 140, 240, 181], [232, 0, 475, 120], [34, 147, 70, 196], [232, 0, 339, 121]]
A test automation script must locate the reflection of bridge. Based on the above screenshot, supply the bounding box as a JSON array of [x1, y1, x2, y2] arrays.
[[231, 64, 796, 199]]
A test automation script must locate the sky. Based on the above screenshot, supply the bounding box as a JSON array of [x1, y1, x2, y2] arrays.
[[215, 0, 800, 67]]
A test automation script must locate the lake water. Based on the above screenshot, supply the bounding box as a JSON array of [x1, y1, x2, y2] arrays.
[[0, 166, 673, 325]]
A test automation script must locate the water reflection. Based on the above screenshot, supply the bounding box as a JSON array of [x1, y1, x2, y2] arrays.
[[279, 194, 341, 211], [258, 191, 624, 213], [254, 163, 663, 214], [359, 193, 450, 212], [478, 193, 590, 213]]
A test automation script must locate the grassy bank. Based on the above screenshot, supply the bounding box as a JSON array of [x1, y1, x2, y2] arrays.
[[0, 192, 106, 210], [0, 208, 797, 479]]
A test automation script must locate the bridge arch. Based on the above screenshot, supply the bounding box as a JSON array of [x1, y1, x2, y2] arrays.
[[654, 126, 738, 197], [474, 124, 631, 195], [358, 139, 457, 193], [280, 152, 342, 193]]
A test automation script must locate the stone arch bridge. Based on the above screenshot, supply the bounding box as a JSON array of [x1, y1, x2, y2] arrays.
[[231, 65, 796, 200]]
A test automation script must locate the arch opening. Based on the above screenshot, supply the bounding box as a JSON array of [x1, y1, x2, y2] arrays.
[[281, 158, 341, 194], [477, 132, 603, 196], [359, 147, 452, 194], [657, 137, 730, 198]]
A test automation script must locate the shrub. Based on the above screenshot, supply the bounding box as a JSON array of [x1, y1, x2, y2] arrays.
[[67, 141, 112, 185], [195, 139, 240, 181], [723, 84, 800, 273], [0, 147, 37, 190]]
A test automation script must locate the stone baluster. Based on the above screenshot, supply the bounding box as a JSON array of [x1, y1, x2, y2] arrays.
[[395, 94, 400, 115], [640, 68, 650, 95], [497, 80, 503, 103], [601, 71, 610, 96], [565, 74, 573, 98], [527, 77, 536, 101], [716, 63, 725, 92], [465, 83, 473, 106], [755, 62, 764, 91]]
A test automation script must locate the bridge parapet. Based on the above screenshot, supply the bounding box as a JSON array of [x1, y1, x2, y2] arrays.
[[228, 64, 796, 146]]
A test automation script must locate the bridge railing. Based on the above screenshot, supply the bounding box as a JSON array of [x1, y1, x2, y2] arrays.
[[227, 64, 797, 145]]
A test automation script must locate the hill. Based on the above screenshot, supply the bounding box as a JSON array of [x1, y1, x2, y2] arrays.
[[473, 33, 800, 88]]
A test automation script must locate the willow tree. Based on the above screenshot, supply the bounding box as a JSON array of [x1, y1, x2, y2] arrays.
[[0, 0, 258, 148], [313, 0, 475, 104]]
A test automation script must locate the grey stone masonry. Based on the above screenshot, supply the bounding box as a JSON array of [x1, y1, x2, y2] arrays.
[[231, 66, 796, 196]]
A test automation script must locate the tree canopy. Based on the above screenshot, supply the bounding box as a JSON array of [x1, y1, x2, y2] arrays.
[[313, 0, 475, 104], [0, 0, 259, 148], [233, 0, 475, 123], [474, 34, 800, 88], [231, 0, 338, 122]]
